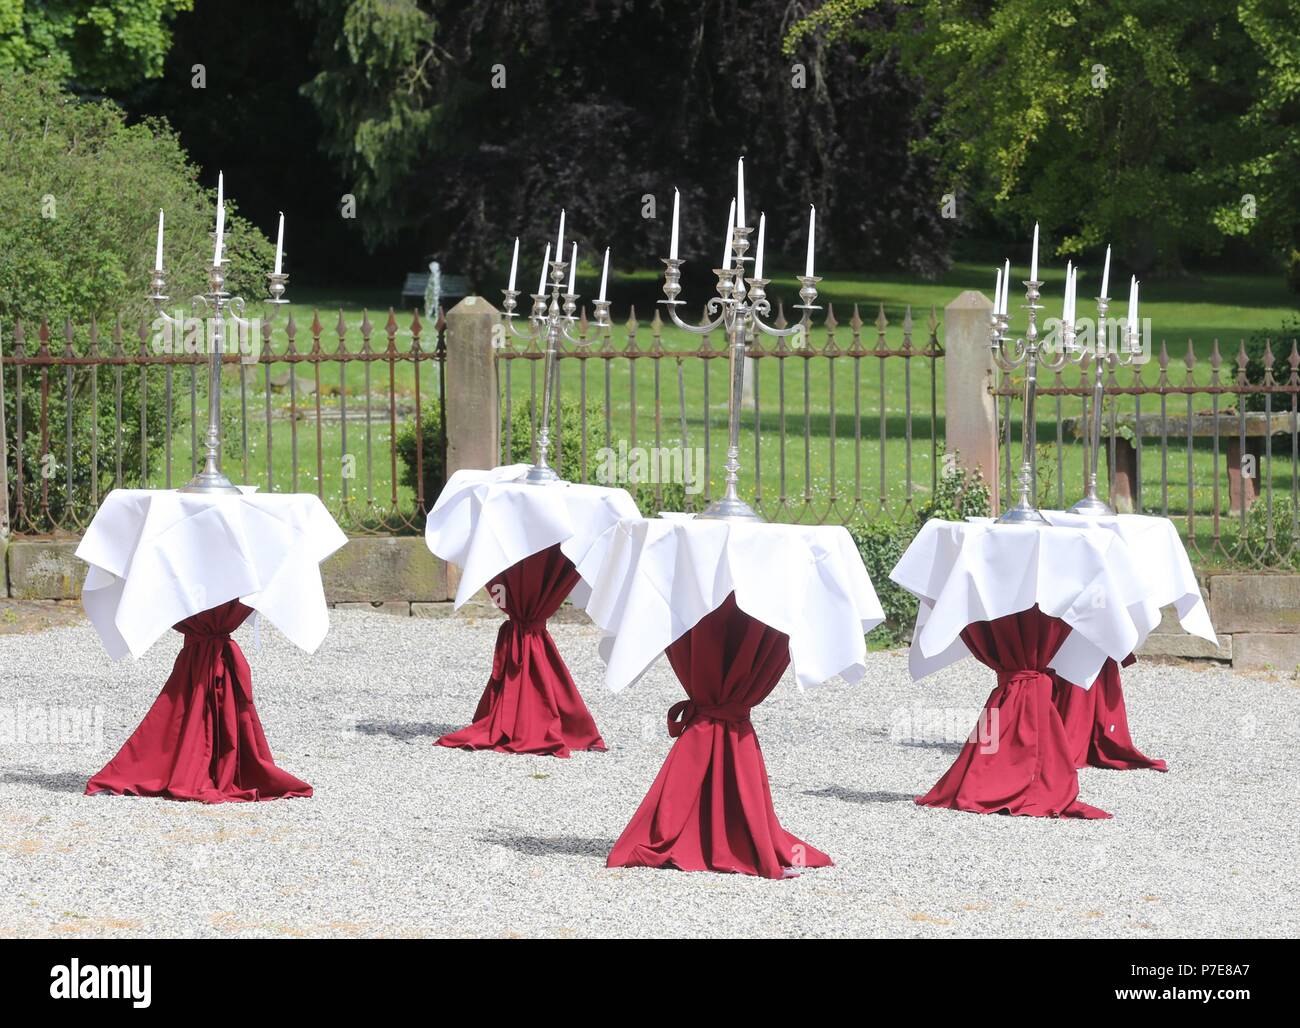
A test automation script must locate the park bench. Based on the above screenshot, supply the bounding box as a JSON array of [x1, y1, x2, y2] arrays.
[[1062, 410, 1296, 512], [401, 271, 469, 312]]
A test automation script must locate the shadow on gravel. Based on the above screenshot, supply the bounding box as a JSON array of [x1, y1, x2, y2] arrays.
[[804, 786, 917, 805], [354, 720, 460, 741], [897, 739, 964, 754], [0, 767, 87, 793], [479, 834, 616, 858]]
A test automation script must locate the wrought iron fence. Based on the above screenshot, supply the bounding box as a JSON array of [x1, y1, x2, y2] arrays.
[[496, 302, 944, 525], [1, 309, 444, 536], [994, 338, 1300, 568]]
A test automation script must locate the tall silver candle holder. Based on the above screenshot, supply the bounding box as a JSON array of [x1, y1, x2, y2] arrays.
[[1069, 299, 1144, 515], [659, 225, 820, 521], [990, 278, 1085, 523], [148, 261, 288, 493], [502, 256, 612, 484]]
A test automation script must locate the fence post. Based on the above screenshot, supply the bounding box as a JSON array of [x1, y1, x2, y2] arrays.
[[443, 295, 500, 477], [944, 290, 1000, 512]]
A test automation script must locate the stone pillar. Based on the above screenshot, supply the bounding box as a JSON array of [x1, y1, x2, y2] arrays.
[[443, 295, 500, 477], [943, 290, 1000, 511]]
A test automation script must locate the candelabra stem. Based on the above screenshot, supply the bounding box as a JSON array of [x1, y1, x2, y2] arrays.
[[1070, 296, 1116, 515], [180, 273, 240, 494], [525, 317, 562, 484], [697, 314, 760, 522], [997, 280, 1048, 524]]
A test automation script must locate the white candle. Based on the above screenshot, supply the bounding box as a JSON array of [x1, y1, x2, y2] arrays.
[[1001, 259, 1010, 314], [1131, 278, 1139, 333], [567, 242, 577, 294], [273, 212, 284, 276], [1069, 264, 1078, 324], [754, 213, 766, 280], [537, 243, 550, 295], [805, 205, 816, 277], [213, 171, 225, 265], [507, 236, 520, 292], [1029, 221, 1039, 281], [154, 209, 164, 272], [670, 188, 680, 260], [736, 157, 745, 228], [1126, 275, 1137, 330], [1063, 261, 1073, 324], [1100, 244, 1111, 298], [723, 198, 735, 269], [599, 246, 610, 301], [555, 209, 565, 262], [993, 266, 1002, 314]]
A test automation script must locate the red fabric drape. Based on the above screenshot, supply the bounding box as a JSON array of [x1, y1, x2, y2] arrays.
[[1053, 655, 1166, 772], [437, 544, 605, 758], [607, 593, 830, 879], [916, 605, 1110, 819], [86, 599, 311, 804]]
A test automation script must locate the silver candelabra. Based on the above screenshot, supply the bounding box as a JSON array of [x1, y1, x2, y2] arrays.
[[502, 256, 612, 484], [990, 278, 1086, 523], [149, 261, 288, 493], [1069, 298, 1144, 515], [660, 223, 820, 521]]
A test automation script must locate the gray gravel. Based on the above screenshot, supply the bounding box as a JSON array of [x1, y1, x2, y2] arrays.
[[2, 608, 1298, 938]]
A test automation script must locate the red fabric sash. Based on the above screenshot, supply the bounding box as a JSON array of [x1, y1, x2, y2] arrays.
[[86, 599, 311, 804], [437, 544, 605, 758], [916, 605, 1111, 819], [608, 593, 830, 879], [1053, 655, 1167, 771]]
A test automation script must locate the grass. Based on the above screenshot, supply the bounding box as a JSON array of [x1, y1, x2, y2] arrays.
[[127, 264, 1297, 552]]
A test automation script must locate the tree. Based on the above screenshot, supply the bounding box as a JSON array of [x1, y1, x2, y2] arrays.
[[299, 0, 954, 285], [787, 0, 1300, 275], [0, 0, 193, 92]]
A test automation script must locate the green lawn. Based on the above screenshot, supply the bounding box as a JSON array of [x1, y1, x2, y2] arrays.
[[134, 265, 1298, 554]]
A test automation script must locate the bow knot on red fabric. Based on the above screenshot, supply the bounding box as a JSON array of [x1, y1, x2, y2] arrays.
[[490, 617, 548, 680], [666, 699, 752, 738], [996, 668, 1052, 692]]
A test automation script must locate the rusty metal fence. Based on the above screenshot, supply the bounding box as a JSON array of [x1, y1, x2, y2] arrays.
[[994, 338, 1300, 568], [1, 310, 444, 536], [497, 302, 944, 525]]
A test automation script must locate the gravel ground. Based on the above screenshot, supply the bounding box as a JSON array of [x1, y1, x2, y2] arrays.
[[2, 608, 1298, 939]]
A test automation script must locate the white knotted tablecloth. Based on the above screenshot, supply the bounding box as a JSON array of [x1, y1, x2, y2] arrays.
[[890, 515, 1216, 688], [77, 489, 349, 660], [577, 515, 885, 693], [424, 465, 641, 607]]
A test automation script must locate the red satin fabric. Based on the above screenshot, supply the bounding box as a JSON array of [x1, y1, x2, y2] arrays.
[[916, 605, 1111, 819], [608, 593, 830, 879], [437, 544, 605, 758], [1053, 656, 1167, 772], [86, 600, 311, 804]]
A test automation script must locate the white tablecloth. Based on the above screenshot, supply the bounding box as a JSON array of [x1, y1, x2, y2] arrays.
[[577, 515, 885, 693], [425, 465, 641, 608], [77, 489, 348, 660], [889, 516, 1215, 688]]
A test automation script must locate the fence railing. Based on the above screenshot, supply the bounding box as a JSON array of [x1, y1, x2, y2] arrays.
[[1, 310, 444, 536], [993, 337, 1300, 568], [496, 302, 943, 525], [4, 292, 1298, 573]]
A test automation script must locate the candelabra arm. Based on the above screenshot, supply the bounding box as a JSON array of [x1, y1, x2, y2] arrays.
[[664, 301, 726, 336]]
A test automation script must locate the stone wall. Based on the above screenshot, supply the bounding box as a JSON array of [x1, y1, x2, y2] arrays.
[[5, 534, 1298, 671]]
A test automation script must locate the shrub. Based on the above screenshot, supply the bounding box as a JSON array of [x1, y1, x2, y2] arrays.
[[1240, 496, 1300, 570], [848, 460, 991, 647], [1244, 317, 1298, 413], [0, 70, 271, 525], [396, 396, 602, 507]]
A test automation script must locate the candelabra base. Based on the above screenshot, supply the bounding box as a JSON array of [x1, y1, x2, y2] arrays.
[[695, 496, 763, 523], [1068, 494, 1115, 517], [996, 504, 1049, 526], [523, 464, 562, 485], [178, 470, 241, 495]]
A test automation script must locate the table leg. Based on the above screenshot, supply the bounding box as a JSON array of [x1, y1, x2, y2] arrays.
[[86, 599, 311, 803], [607, 594, 830, 879], [436, 544, 606, 758], [916, 606, 1110, 819], [1053, 657, 1167, 772]]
